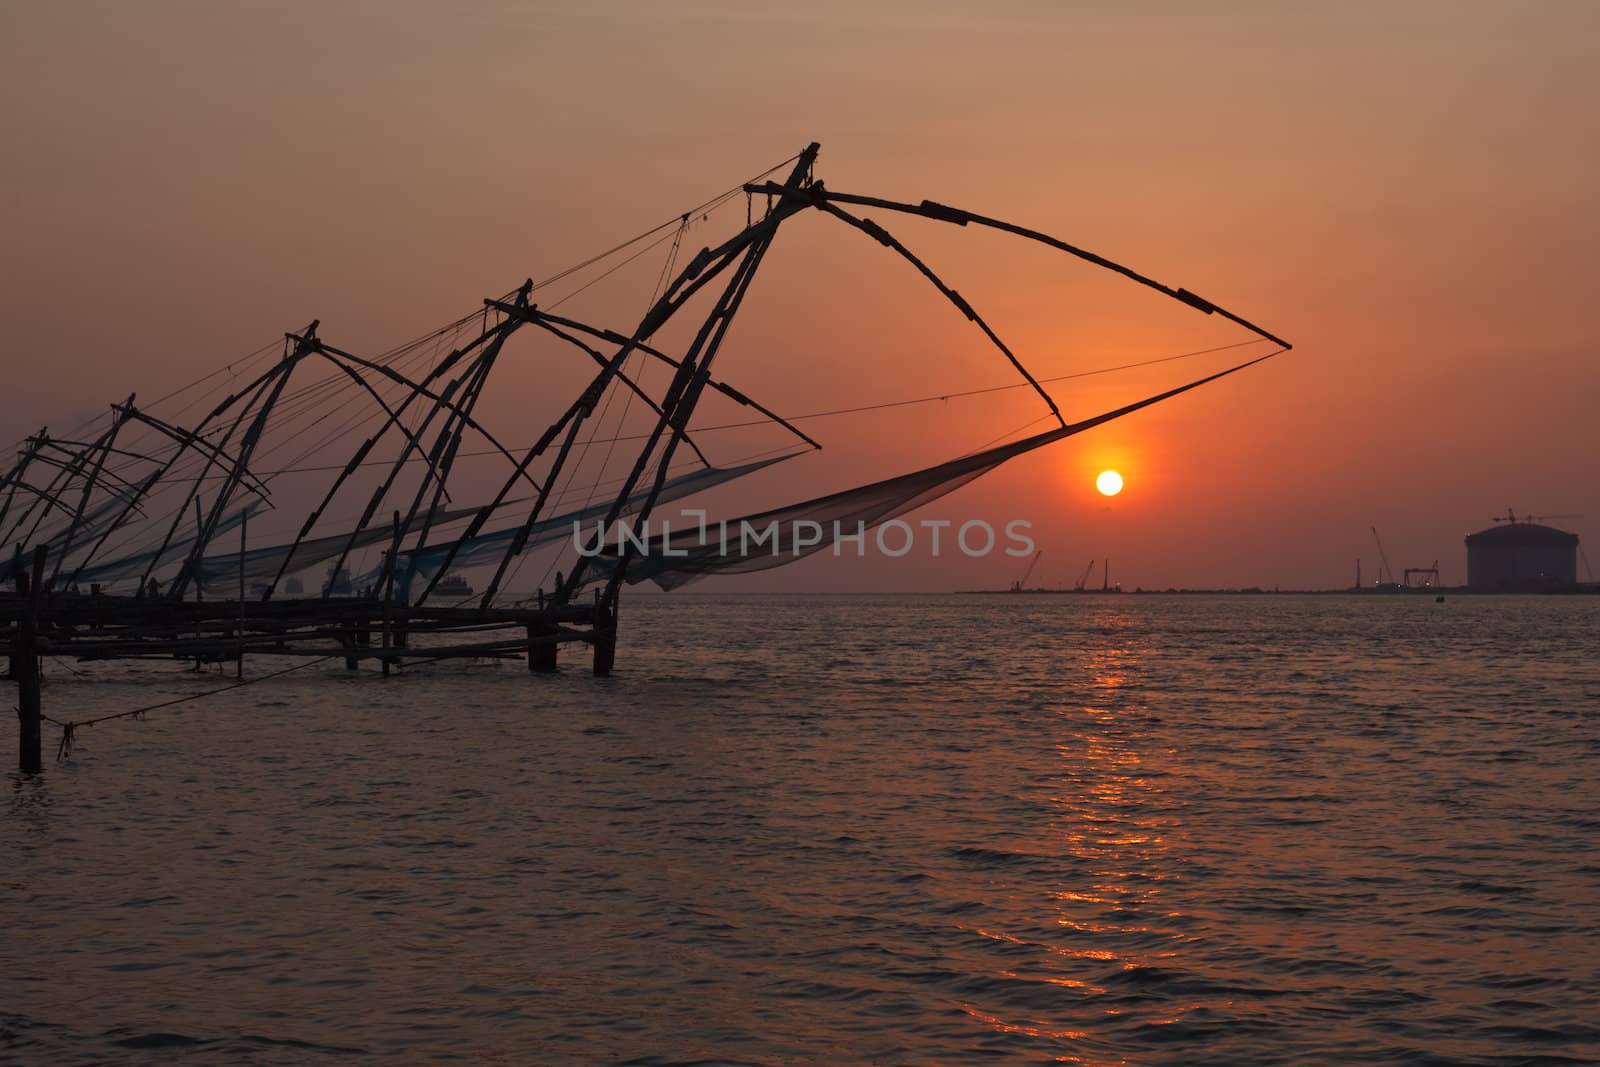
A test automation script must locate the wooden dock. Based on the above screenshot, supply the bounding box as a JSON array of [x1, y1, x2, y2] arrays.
[[5, 545, 615, 772]]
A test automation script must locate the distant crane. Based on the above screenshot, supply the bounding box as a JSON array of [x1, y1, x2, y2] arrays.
[[1073, 558, 1095, 591], [1010, 550, 1042, 592], [1369, 527, 1396, 586], [1404, 559, 1440, 589], [1492, 508, 1584, 526]]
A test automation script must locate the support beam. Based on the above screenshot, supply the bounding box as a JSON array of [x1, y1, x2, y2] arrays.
[[559, 144, 821, 611], [742, 182, 1292, 350], [172, 325, 319, 601], [470, 214, 789, 610], [813, 200, 1063, 427], [591, 589, 615, 677], [50, 396, 135, 587], [315, 298, 534, 603], [13, 545, 46, 773], [528, 625, 558, 673], [488, 302, 822, 451]]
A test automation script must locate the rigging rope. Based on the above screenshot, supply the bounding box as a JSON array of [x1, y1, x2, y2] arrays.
[[8, 148, 1285, 603], [717, 338, 1273, 429], [527, 215, 696, 598], [226, 337, 1272, 478], [44, 655, 337, 760], [18, 154, 797, 576], [523, 153, 800, 296]]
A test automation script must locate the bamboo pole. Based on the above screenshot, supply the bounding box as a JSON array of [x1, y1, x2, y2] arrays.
[[591, 587, 614, 677], [172, 331, 313, 602], [14, 545, 45, 772], [564, 146, 819, 614], [262, 316, 537, 601], [382, 511, 397, 677], [517, 307, 821, 449], [471, 198, 795, 610], [49, 399, 131, 587], [237, 509, 246, 679], [763, 184, 1293, 350], [528, 590, 557, 673], [811, 201, 1063, 427], [139, 357, 288, 599]]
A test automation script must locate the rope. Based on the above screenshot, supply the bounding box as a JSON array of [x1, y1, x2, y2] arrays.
[[211, 338, 1270, 478], [10, 156, 801, 581], [525, 216, 695, 598], [733, 338, 1272, 427], [44, 655, 335, 760], [523, 153, 799, 297]]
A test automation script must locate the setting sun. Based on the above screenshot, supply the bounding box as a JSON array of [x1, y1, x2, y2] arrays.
[[1096, 470, 1124, 497]]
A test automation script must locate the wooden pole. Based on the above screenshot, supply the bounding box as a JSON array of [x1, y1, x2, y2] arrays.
[[193, 498, 204, 602], [528, 588, 557, 672], [529, 628, 557, 673], [591, 587, 615, 677], [193, 497, 204, 670], [15, 545, 45, 773], [381, 511, 397, 677], [237, 509, 247, 679], [7, 545, 20, 681]]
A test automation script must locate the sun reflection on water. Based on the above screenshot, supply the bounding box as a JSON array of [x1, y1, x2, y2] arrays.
[[963, 614, 1203, 1055]]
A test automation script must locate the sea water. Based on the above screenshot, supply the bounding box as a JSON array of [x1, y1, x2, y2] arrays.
[[4, 594, 1597, 1064]]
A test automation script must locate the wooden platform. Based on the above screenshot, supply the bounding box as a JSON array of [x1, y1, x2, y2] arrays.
[[1, 590, 606, 666], [5, 543, 617, 772]]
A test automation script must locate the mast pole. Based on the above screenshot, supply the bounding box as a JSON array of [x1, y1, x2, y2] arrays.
[[171, 324, 319, 601], [0, 429, 50, 539], [562, 144, 819, 632], [143, 340, 307, 599], [237, 509, 247, 678], [473, 145, 821, 611], [50, 395, 136, 587], [260, 322, 529, 602]]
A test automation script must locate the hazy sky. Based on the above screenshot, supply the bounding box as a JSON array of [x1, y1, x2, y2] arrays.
[[3, 1, 1596, 590]]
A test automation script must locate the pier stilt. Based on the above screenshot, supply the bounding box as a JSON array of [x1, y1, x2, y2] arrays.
[[528, 624, 557, 673], [591, 594, 615, 677], [15, 636, 40, 774], [592, 634, 615, 677], [13, 545, 46, 773], [237, 511, 247, 679], [381, 512, 397, 677]]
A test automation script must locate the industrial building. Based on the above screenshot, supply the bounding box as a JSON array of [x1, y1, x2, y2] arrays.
[[1464, 519, 1579, 591]]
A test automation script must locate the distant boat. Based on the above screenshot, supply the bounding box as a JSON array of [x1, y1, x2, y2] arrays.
[[434, 573, 474, 598]]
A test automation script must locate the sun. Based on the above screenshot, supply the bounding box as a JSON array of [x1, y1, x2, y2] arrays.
[[1095, 470, 1124, 497]]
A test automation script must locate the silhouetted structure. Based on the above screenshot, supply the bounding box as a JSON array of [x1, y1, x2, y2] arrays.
[[4, 141, 1291, 771], [1465, 522, 1578, 590]]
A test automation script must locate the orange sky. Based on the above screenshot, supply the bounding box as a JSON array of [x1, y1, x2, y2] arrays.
[[2, 1, 1596, 591]]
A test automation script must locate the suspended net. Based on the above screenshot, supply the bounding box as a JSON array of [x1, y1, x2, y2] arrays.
[[353, 451, 798, 600], [603, 350, 1283, 590], [2, 145, 1292, 609]]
